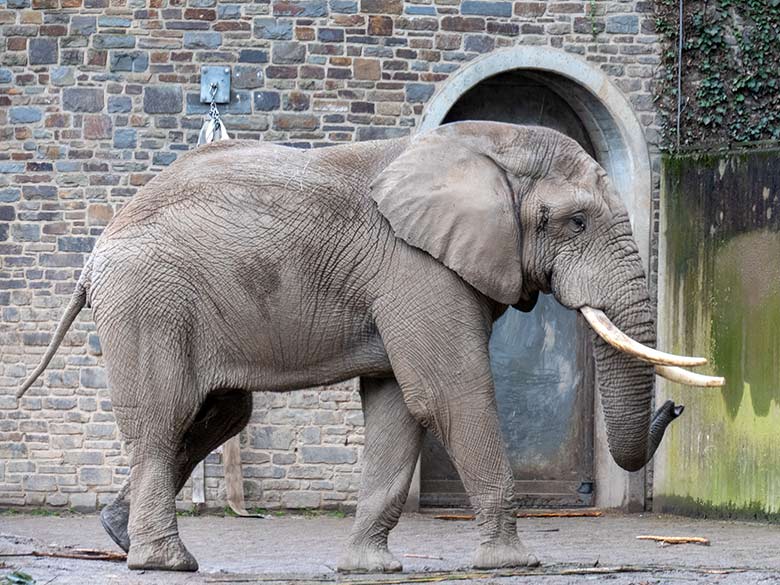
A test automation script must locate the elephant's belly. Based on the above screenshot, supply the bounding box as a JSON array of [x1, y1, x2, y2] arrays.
[[209, 322, 394, 392]]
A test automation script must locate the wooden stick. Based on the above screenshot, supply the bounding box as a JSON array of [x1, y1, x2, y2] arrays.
[[433, 510, 602, 521], [0, 549, 127, 562], [517, 510, 602, 518], [403, 553, 444, 560], [636, 535, 710, 546]]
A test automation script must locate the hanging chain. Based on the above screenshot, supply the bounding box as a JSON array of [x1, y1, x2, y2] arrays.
[[208, 83, 223, 133]]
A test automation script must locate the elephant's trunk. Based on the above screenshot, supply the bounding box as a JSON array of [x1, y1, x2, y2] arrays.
[[647, 400, 684, 460], [589, 255, 671, 472]]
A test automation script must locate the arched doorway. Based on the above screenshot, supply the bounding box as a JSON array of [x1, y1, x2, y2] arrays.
[[417, 48, 652, 510]]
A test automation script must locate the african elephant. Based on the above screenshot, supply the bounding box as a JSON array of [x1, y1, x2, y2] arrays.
[[18, 121, 715, 573]]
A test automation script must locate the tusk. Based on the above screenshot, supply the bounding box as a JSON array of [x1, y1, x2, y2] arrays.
[[655, 365, 725, 387], [580, 306, 708, 367]]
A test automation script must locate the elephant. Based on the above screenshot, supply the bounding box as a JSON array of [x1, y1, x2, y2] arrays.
[[17, 121, 717, 573]]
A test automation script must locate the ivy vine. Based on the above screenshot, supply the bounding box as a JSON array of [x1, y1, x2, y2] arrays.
[[655, 0, 780, 150]]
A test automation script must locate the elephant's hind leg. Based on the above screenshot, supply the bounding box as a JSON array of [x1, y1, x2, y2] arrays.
[[338, 377, 424, 573], [101, 389, 253, 555]]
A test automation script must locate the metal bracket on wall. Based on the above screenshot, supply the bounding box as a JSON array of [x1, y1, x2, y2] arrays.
[[200, 66, 231, 104]]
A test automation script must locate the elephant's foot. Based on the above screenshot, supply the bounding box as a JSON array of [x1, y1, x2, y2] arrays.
[[100, 499, 130, 552], [473, 540, 539, 570], [337, 545, 402, 573], [127, 535, 199, 572]]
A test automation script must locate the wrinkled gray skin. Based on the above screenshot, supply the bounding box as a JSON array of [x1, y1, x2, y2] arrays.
[[25, 122, 681, 573]]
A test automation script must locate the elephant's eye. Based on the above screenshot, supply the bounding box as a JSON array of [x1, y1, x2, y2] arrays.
[[569, 215, 586, 234]]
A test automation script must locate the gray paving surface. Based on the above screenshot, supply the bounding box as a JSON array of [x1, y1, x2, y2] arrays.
[[1, 510, 779, 584]]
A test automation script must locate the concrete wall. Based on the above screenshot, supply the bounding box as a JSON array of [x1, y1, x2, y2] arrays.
[[0, 0, 662, 511], [654, 149, 780, 518]]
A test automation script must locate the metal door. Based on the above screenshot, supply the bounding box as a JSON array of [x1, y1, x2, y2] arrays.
[[420, 72, 597, 508]]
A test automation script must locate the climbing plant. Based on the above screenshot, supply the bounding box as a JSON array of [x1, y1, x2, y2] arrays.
[[655, 0, 780, 150]]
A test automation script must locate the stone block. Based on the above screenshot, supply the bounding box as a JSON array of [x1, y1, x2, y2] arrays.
[[9, 107, 42, 124], [218, 4, 241, 18], [274, 0, 328, 17], [405, 82, 434, 103], [153, 151, 177, 166], [87, 203, 113, 225], [606, 15, 639, 34], [330, 0, 357, 13], [43, 396, 77, 409], [83, 114, 112, 139], [47, 492, 69, 507], [50, 66, 74, 86], [239, 49, 269, 63], [282, 91, 309, 111], [113, 128, 137, 149], [367, 15, 393, 36], [183, 32, 222, 49], [62, 88, 104, 112], [143, 85, 183, 114], [251, 426, 295, 450], [85, 423, 115, 439], [99, 15, 132, 27], [461, 0, 510, 16], [107, 95, 131, 113], [22, 185, 57, 200], [360, 0, 401, 14], [40, 253, 83, 267], [273, 41, 306, 64], [23, 475, 57, 491], [233, 66, 264, 89], [357, 126, 409, 140], [273, 113, 319, 130], [0, 162, 25, 174], [80, 367, 107, 388], [254, 18, 293, 40], [0, 69, 12, 83], [301, 446, 357, 464], [318, 28, 344, 42], [58, 236, 95, 252], [254, 91, 281, 111], [64, 451, 104, 465], [87, 333, 102, 355], [69, 492, 97, 511], [93, 35, 135, 49], [281, 491, 321, 508], [29, 38, 58, 64], [464, 34, 494, 53], [110, 51, 149, 72], [514, 1, 546, 16], [353, 58, 380, 80], [11, 224, 40, 242], [441, 16, 484, 32]]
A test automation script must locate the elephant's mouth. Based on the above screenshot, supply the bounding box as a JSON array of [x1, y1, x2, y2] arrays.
[[579, 306, 725, 388]]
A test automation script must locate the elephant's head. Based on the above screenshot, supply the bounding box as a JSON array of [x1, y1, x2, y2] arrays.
[[372, 121, 721, 472]]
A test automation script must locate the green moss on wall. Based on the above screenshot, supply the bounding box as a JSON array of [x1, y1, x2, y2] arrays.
[[655, 149, 780, 519]]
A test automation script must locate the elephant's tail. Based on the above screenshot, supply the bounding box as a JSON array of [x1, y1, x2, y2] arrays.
[[16, 261, 91, 399]]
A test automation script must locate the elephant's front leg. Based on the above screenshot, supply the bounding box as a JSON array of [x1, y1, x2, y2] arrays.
[[338, 376, 424, 573], [377, 304, 538, 569]]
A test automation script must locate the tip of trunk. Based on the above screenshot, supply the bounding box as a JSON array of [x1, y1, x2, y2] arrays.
[[611, 453, 647, 473]]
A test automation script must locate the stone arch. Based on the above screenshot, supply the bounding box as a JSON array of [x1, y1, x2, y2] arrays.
[[417, 46, 654, 510], [419, 46, 653, 270]]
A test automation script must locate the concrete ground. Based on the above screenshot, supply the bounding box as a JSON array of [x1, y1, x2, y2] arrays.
[[1, 510, 779, 584]]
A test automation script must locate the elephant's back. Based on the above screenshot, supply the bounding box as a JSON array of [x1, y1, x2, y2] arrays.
[[102, 140, 305, 238]]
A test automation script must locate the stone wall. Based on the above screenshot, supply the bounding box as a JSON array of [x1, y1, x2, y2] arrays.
[[0, 0, 662, 510]]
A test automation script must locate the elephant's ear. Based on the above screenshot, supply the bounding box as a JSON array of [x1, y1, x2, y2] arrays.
[[370, 129, 524, 305]]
